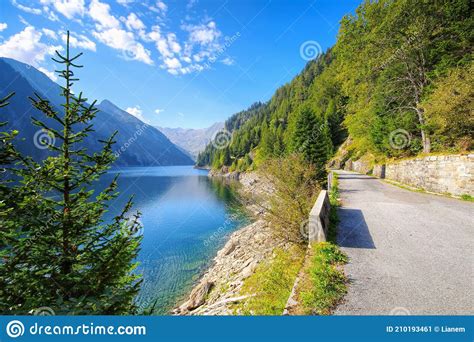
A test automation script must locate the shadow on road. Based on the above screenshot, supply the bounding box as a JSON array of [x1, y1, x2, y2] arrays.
[[337, 208, 375, 249]]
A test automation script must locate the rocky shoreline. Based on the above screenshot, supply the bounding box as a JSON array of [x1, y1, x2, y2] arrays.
[[172, 171, 281, 315]]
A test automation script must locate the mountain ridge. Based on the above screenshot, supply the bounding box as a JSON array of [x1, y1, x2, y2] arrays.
[[156, 122, 224, 159], [0, 57, 193, 166]]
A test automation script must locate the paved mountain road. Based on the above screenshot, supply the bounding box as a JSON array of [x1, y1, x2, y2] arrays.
[[333, 170, 473, 315]]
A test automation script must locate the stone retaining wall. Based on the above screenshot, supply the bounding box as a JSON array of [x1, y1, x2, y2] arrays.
[[343, 154, 473, 197], [383, 154, 473, 196]]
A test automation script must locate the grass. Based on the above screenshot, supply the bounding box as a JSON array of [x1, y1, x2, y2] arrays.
[[294, 172, 348, 315], [236, 172, 347, 316], [235, 245, 305, 315], [383, 178, 473, 202], [297, 242, 348, 315], [327, 173, 340, 243]]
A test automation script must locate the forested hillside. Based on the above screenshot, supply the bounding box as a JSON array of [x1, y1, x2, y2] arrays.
[[197, 0, 473, 174]]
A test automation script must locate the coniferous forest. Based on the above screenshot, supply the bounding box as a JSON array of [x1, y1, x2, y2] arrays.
[[197, 0, 473, 173]]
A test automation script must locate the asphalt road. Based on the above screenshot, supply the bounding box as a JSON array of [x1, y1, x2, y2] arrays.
[[333, 170, 474, 315]]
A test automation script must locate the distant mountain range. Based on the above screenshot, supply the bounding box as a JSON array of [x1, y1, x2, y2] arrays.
[[156, 122, 224, 159], [0, 57, 193, 166]]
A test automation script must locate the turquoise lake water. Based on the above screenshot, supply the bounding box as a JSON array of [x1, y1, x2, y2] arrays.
[[98, 166, 249, 314]]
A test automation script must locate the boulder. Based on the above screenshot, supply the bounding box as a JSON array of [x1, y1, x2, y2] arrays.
[[178, 281, 214, 312]]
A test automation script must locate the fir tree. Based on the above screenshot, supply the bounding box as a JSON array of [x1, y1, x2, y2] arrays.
[[0, 93, 17, 166], [292, 106, 333, 180], [324, 98, 346, 147], [0, 92, 19, 251], [0, 32, 142, 315]]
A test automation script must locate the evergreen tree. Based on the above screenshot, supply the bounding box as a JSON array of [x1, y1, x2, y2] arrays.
[[292, 106, 333, 180], [0, 32, 142, 315], [324, 98, 346, 147], [0, 93, 17, 166], [0, 92, 19, 252]]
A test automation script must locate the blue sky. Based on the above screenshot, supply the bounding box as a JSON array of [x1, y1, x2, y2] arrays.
[[0, 0, 361, 128]]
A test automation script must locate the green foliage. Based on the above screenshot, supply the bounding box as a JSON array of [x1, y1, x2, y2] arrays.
[[237, 247, 304, 315], [197, 51, 345, 173], [292, 106, 333, 180], [0, 92, 20, 250], [298, 242, 347, 315], [0, 32, 142, 315], [259, 154, 321, 244], [198, 0, 471, 172], [0, 93, 17, 165], [422, 62, 473, 151], [336, 0, 473, 156], [327, 173, 339, 243]]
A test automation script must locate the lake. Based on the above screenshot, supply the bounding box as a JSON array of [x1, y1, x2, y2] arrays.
[[98, 166, 250, 314]]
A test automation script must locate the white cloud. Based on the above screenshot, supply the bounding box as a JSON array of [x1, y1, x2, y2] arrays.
[[92, 27, 132, 49], [186, 0, 198, 10], [44, 7, 60, 21], [88, 0, 152, 65], [12, 0, 42, 15], [184, 21, 220, 45], [147, 26, 172, 58], [149, 20, 229, 75], [154, 108, 164, 114], [127, 43, 153, 65], [167, 33, 181, 53], [42, 28, 57, 40], [0, 26, 61, 67], [61, 32, 96, 51], [156, 1, 167, 12], [8, 0, 235, 75], [89, 0, 120, 29], [147, 1, 167, 15], [0, 23, 7, 32], [125, 105, 147, 123], [38, 66, 58, 81], [220, 57, 234, 65], [92, 27, 153, 65], [18, 15, 30, 26], [124, 13, 145, 31], [40, 0, 85, 19], [163, 57, 181, 69]]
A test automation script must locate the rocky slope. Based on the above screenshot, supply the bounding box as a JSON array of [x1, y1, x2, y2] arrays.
[[173, 172, 282, 315]]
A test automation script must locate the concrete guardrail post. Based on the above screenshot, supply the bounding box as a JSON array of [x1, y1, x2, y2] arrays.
[[308, 190, 330, 243], [327, 171, 333, 192]]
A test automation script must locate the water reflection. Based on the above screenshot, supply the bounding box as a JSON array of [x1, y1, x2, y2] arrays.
[[97, 166, 249, 314]]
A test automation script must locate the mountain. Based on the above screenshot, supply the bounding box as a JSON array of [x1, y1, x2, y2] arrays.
[[0, 57, 193, 166], [156, 122, 224, 159], [196, 1, 471, 172]]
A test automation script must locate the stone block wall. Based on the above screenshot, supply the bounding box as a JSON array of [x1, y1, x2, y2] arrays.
[[384, 154, 473, 196], [372, 164, 385, 178]]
